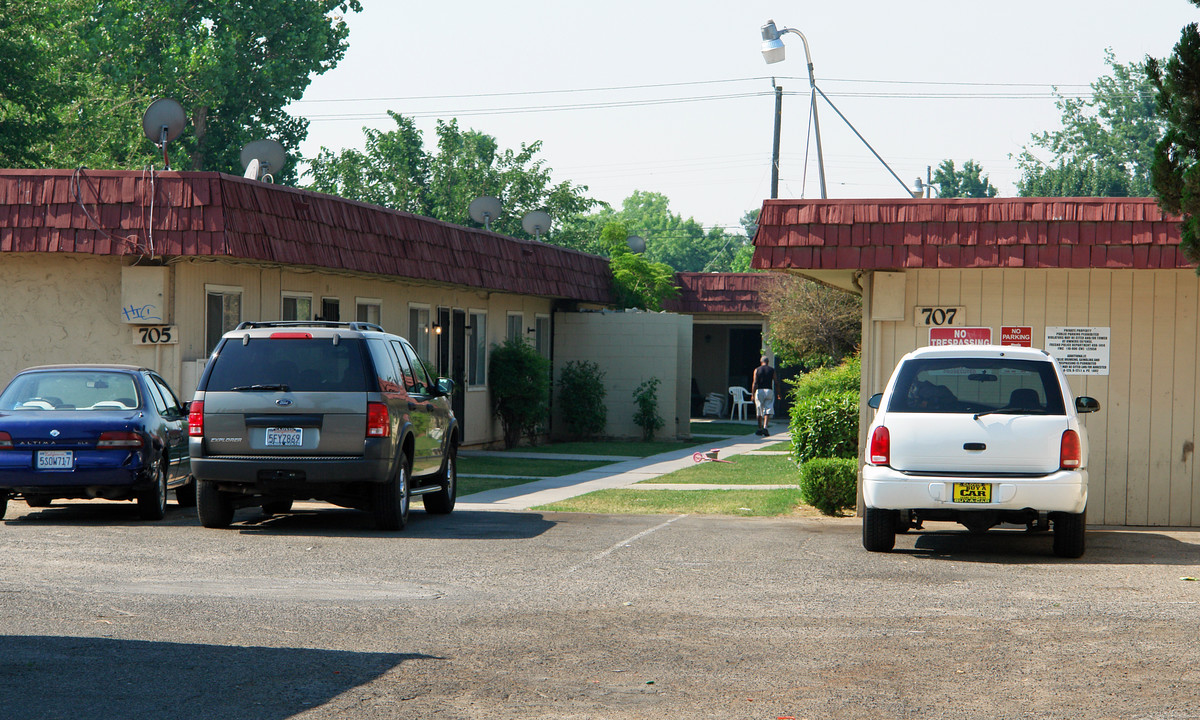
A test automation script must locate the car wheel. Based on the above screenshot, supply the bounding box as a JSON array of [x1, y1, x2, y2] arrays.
[[1052, 509, 1087, 558], [24, 495, 53, 508], [175, 477, 197, 508], [197, 480, 235, 529], [372, 455, 411, 531], [423, 443, 458, 515], [261, 499, 293, 516], [0, 496, 7, 520], [137, 460, 168, 521], [863, 506, 897, 552]]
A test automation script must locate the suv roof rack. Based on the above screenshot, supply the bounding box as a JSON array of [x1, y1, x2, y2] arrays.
[[234, 321, 386, 333]]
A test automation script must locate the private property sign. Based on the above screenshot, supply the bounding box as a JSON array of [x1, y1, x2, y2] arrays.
[[929, 327, 992, 346], [1045, 326, 1111, 375]]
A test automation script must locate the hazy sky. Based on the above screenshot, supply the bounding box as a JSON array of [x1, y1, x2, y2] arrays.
[[291, 1, 1198, 233]]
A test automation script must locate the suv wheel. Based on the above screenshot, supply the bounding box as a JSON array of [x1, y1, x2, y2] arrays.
[[863, 506, 897, 552], [137, 460, 168, 521], [197, 480, 235, 529], [423, 443, 458, 515], [373, 455, 411, 531], [1052, 509, 1086, 558]]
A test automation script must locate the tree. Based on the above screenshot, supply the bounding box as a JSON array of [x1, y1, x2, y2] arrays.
[[17, 1, 361, 180], [1149, 8, 1200, 264], [305, 115, 601, 242], [488, 337, 550, 449], [931, 159, 999, 198], [601, 221, 679, 311], [762, 274, 861, 368], [1018, 50, 1163, 197], [0, 1, 79, 167]]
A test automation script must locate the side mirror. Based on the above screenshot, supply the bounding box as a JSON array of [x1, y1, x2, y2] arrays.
[[867, 393, 882, 410], [437, 378, 456, 396], [1075, 396, 1100, 414]]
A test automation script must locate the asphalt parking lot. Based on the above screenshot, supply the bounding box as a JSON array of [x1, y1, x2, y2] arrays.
[[3, 500, 1199, 720]]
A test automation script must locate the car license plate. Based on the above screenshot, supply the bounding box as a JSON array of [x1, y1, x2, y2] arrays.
[[265, 428, 302, 447], [953, 482, 992, 503], [37, 450, 74, 470]]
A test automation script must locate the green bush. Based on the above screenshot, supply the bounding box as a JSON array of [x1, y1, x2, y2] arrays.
[[489, 337, 551, 449], [787, 354, 861, 401], [558, 360, 607, 439], [789, 391, 859, 464], [798, 458, 858, 516], [632, 377, 665, 441]]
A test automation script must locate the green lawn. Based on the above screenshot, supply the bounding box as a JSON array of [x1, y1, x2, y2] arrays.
[[642, 454, 799, 485], [458, 456, 613, 477], [458, 476, 541, 496], [515, 440, 699, 457], [532, 488, 811, 517]]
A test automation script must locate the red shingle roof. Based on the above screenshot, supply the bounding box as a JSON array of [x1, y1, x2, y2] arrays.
[[0, 169, 614, 303], [662, 272, 769, 314], [751, 197, 1190, 271]]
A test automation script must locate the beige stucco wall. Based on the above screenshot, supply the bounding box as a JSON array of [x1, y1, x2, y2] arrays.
[[0, 254, 184, 388], [552, 311, 693, 440], [860, 267, 1200, 528]]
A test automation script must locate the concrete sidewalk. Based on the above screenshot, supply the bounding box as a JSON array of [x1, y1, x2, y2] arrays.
[[456, 427, 790, 511]]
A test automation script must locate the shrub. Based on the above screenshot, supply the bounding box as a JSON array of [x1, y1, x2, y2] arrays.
[[798, 457, 858, 516], [789, 391, 859, 464], [632, 377, 665, 441], [558, 360, 607, 439], [489, 337, 550, 449], [787, 353, 861, 401]]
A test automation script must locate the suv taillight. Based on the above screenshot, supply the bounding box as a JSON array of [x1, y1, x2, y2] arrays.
[[1060, 429, 1082, 469], [0, 431, 12, 449], [97, 431, 143, 448], [367, 402, 389, 438], [869, 426, 890, 466], [188, 401, 205, 437]]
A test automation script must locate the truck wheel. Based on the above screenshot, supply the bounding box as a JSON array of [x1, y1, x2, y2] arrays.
[[197, 480, 234, 529], [175, 477, 197, 508], [373, 455, 411, 531], [1052, 509, 1086, 558], [423, 443, 457, 515], [863, 506, 898, 552]]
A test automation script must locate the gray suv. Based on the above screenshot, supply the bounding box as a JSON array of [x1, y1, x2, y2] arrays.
[[188, 321, 458, 530]]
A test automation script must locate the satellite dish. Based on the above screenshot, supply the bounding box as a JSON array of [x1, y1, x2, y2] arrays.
[[468, 196, 502, 232], [240, 139, 286, 182], [521, 210, 552, 239], [141, 98, 186, 169], [626, 235, 646, 254], [243, 158, 262, 180]]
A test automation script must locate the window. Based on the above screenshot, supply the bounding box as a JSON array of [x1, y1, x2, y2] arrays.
[[535, 315, 551, 359], [399, 339, 435, 395], [468, 311, 487, 386], [506, 313, 524, 341], [409, 305, 432, 361], [320, 297, 340, 322], [356, 298, 381, 326], [282, 293, 313, 321], [205, 286, 242, 354]]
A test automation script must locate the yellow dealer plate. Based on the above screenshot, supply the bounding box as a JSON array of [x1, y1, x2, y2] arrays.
[[953, 483, 992, 503]]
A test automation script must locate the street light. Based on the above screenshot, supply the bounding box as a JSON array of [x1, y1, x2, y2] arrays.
[[761, 19, 826, 199]]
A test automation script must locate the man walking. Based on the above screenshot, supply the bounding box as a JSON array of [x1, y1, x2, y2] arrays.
[[751, 356, 776, 437]]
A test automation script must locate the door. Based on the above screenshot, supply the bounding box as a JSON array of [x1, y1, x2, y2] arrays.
[[451, 309, 466, 433]]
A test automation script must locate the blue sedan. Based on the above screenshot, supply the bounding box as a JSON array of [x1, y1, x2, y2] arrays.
[[0, 365, 194, 521]]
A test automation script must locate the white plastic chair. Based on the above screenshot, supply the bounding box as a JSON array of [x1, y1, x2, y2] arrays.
[[728, 386, 753, 420]]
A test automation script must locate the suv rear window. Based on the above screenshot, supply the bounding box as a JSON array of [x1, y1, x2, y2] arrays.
[[204, 337, 371, 393], [886, 358, 1066, 415]]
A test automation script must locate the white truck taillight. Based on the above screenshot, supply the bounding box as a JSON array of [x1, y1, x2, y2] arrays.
[[869, 426, 891, 466], [1060, 429, 1082, 469], [367, 402, 390, 438]]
